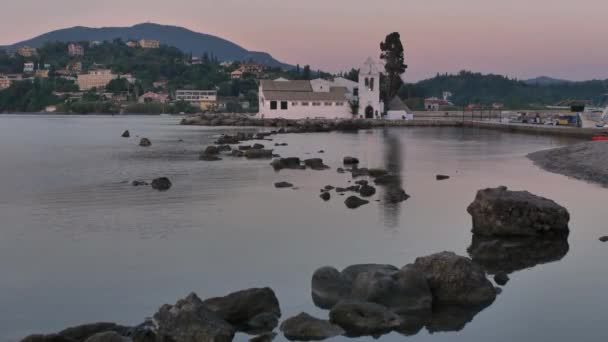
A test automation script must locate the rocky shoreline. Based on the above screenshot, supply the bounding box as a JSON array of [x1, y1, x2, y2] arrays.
[[528, 140, 608, 187], [22, 187, 571, 342]]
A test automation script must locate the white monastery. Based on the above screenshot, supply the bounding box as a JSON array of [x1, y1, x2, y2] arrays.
[[257, 58, 412, 120]]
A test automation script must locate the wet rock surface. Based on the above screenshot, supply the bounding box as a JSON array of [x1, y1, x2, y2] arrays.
[[344, 196, 369, 209], [201, 287, 281, 333], [280, 313, 344, 341], [154, 292, 235, 342], [413, 251, 496, 306], [138, 138, 151, 147], [467, 186, 570, 237], [151, 177, 172, 191]]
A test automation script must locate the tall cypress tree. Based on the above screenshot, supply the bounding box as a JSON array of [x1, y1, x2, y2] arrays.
[[380, 32, 407, 100]]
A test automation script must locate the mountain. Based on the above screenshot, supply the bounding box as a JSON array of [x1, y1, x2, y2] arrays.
[[2, 23, 290, 68], [524, 76, 572, 86]]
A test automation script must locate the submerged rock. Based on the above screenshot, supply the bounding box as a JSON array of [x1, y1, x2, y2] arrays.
[[329, 300, 403, 337], [467, 186, 570, 237], [204, 145, 220, 155], [436, 174, 450, 181], [275, 182, 293, 189], [280, 313, 344, 341], [200, 153, 222, 161], [344, 196, 369, 209], [131, 180, 148, 186], [343, 156, 359, 165], [154, 292, 235, 342], [385, 187, 410, 203], [151, 177, 172, 191], [304, 158, 329, 170], [139, 138, 151, 147], [359, 184, 376, 197], [201, 287, 281, 333], [121, 130, 130, 138], [320, 192, 331, 201], [413, 251, 496, 306], [245, 149, 273, 159]]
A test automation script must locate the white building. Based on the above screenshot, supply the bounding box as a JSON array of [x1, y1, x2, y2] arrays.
[[175, 89, 218, 110], [257, 58, 382, 120], [358, 57, 383, 118], [386, 96, 414, 121], [23, 62, 35, 73]]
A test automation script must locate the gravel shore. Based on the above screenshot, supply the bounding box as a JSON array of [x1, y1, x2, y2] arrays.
[[528, 141, 608, 186]]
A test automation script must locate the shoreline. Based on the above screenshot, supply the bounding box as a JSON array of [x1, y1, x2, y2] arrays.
[[181, 113, 606, 139]]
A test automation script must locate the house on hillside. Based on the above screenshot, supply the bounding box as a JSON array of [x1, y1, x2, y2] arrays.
[[68, 43, 84, 57], [16, 46, 37, 57], [257, 58, 383, 119], [138, 39, 160, 49], [139, 92, 169, 104], [424, 97, 452, 111]]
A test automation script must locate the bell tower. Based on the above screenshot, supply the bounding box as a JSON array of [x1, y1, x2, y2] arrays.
[[358, 57, 382, 118]]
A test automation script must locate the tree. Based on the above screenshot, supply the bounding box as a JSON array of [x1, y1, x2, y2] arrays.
[[380, 32, 407, 101], [106, 77, 129, 94], [302, 65, 311, 80]]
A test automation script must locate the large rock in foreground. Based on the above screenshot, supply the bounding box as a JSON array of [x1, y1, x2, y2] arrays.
[[201, 287, 281, 333], [154, 293, 235, 342], [467, 186, 570, 237], [280, 313, 344, 341], [413, 251, 496, 306]]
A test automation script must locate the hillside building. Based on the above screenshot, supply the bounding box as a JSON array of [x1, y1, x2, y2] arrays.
[[16, 46, 37, 57], [175, 89, 218, 110], [68, 43, 84, 57], [23, 62, 35, 73], [138, 39, 160, 49], [76, 69, 117, 91]]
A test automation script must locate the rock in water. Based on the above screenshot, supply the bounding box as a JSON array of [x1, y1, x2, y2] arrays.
[[320, 192, 331, 201], [311, 267, 352, 309], [413, 251, 496, 306], [253, 143, 265, 150], [131, 180, 148, 186], [245, 149, 273, 159], [151, 177, 172, 191], [329, 301, 403, 337], [344, 196, 369, 209], [436, 174, 450, 181], [204, 145, 220, 155], [58, 322, 130, 341], [83, 331, 123, 342], [231, 150, 245, 157], [343, 156, 359, 165], [201, 287, 281, 333], [280, 313, 345, 341], [494, 272, 509, 286], [359, 184, 376, 197], [350, 265, 432, 315], [467, 186, 570, 237], [154, 292, 235, 342], [599, 236, 608, 242], [139, 138, 151, 147], [121, 130, 130, 138], [275, 182, 293, 189], [385, 188, 410, 203], [200, 153, 222, 161], [304, 158, 329, 170]]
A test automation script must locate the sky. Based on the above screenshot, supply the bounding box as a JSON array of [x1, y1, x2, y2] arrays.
[[2, 0, 608, 81]]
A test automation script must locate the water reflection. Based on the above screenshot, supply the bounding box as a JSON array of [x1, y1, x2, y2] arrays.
[[396, 303, 492, 336], [380, 128, 405, 228], [467, 235, 570, 275]]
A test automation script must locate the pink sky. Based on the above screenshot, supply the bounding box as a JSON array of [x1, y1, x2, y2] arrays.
[[2, 0, 608, 81]]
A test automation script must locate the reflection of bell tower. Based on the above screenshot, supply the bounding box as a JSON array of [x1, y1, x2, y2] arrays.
[[358, 57, 382, 118]]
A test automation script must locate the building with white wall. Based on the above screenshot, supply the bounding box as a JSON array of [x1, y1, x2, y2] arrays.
[[258, 58, 383, 120], [76, 70, 117, 91], [175, 89, 218, 110], [358, 57, 383, 118]]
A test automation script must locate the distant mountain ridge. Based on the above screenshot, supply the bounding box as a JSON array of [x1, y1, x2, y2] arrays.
[[2, 23, 290, 68], [524, 76, 572, 86]]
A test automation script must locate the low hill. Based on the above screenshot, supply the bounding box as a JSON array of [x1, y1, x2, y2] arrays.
[[3, 23, 290, 68], [524, 76, 572, 86], [400, 71, 608, 108]]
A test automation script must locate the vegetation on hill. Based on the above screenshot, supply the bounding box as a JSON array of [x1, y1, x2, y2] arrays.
[[398, 71, 608, 109]]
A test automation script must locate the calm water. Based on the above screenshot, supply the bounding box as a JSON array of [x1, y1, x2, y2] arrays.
[[0, 115, 606, 341]]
